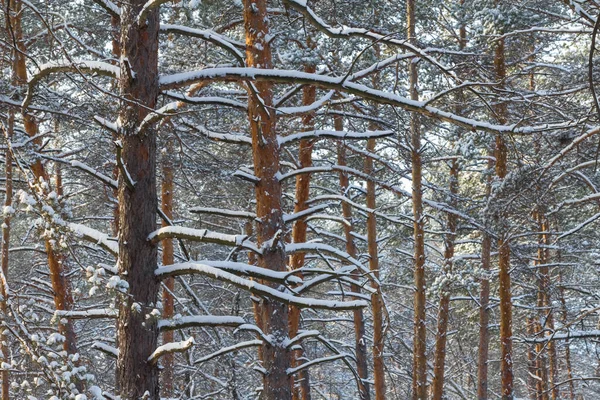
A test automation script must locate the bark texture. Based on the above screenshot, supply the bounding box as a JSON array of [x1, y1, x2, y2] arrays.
[[407, 0, 427, 397], [115, 1, 161, 397], [243, 1, 292, 398]]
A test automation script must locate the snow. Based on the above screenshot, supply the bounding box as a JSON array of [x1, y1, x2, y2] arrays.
[[156, 262, 367, 310], [69, 223, 118, 255], [148, 226, 255, 251], [70, 160, 118, 188], [188, 206, 255, 220], [54, 308, 118, 319], [159, 315, 245, 330], [194, 340, 262, 364], [156, 260, 301, 284], [278, 129, 394, 146], [148, 337, 195, 364]]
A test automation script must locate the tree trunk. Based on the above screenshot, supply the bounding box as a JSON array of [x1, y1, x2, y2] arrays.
[[161, 139, 175, 397], [115, 0, 160, 397], [289, 60, 316, 400], [493, 31, 514, 400], [9, 0, 80, 363], [243, 1, 292, 398], [365, 137, 385, 400], [430, 153, 458, 400], [407, 0, 427, 398], [430, 12, 465, 397], [336, 121, 371, 400]]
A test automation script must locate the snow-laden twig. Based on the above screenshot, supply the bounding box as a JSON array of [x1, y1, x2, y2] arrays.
[[286, 353, 349, 375], [69, 223, 119, 256], [148, 337, 195, 365], [148, 226, 257, 252], [156, 262, 367, 310], [193, 340, 262, 365], [54, 308, 118, 319], [92, 341, 119, 358], [91, 0, 121, 16], [158, 315, 246, 331], [160, 24, 245, 65], [278, 129, 394, 146], [156, 260, 302, 284], [24, 60, 120, 109]]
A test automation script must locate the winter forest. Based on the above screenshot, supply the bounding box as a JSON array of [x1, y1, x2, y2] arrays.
[[4, 0, 600, 399]]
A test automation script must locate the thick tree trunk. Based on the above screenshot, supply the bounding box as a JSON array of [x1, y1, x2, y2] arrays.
[[115, 1, 160, 397], [407, 0, 427, 398], [161, 140, 175, 397], [243, 1, 292, 398], [336, 121, 371, 400], [289, 61, 316, 400], [493, 33, 514, 400]]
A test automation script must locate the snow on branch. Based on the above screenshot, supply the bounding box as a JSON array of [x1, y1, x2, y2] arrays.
[[148, 226, 257, 252], [54, 308, 118, 319], [158, 315, 246, 331], [156, 261, 302, 284], [194, 340, 262, 365], [69, 223, 119, 256], [70, 160, 118, 189], [159, 67, 577, 135], [92, 341, 119, 358], [189, 206, 256, 220], [93, 115, 119, 133], [91, 0, 121, 17], [278, 129, 394, 146], [155, 262, 367, 310], [185, 124, 252, 145], [522, 330, 600, 343], [286, 242, 373, 278], [164, 90, 247, 110], [283, 203, 330, 224], [137, 102, 180, 135], [148, 337, 195, 365], [160, 24, 245, 65], [287, 353, 349, 375], [24, 60, 120, 109], [277, 90, 335, 115], [138, 0, 171, 26]]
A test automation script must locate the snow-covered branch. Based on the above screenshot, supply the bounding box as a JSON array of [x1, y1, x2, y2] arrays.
[[155, 261, 302, 284], [148, 337, 195, 365], [189, 206, 256, 220], [158, 315, 246, 331], [148, 226, 257, 252], [278, 129, 394, 146], [69, 223, 119, 256], [92, 341, 119, 358], [24, 60, 120, 109], [54, 308, 118, 319], [138, 0, 171, 26], [156, 262, 367, 310], [194, 340, 262, 365]]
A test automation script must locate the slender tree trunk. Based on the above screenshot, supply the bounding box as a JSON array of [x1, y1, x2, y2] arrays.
[[558, 269, 575, 400], [477, 216, 491, 400], [493, 30, 514, 400], [0, 92, 13, 400], [430, 154, 458, 400], [365, 137, 385, 400], [526, 317, 538, 399], [289, 59, 316, 400], [161, 140, 175, 397], [336, 120, 371, 400], [9, 0, 79, 361], [115, 0, 160, 397], [407, 0, 427, 398], [430, 12, 465, 397], [243, 1, 291, 398]]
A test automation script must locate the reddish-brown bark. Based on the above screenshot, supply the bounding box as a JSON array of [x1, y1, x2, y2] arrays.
[[9, 0, 80, 365], [161, 140, 175, 397], [115, 0, 161, 397], [243, 1, 292, 398], [289, 63, 316, 400], [407, 0, 427, 397], [336, 120, 371, 400], [493, 34, 513, 400], [365, 137, 385, 400]]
